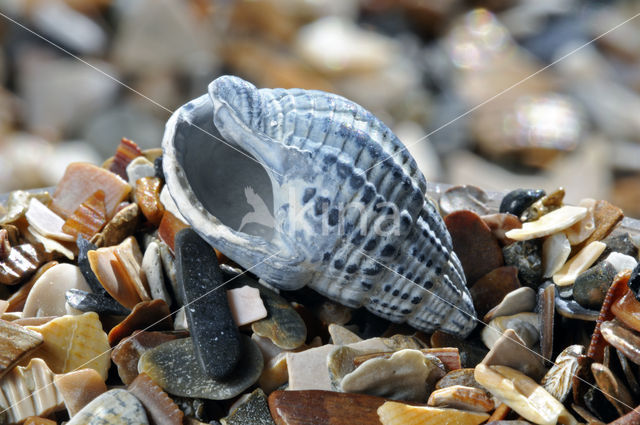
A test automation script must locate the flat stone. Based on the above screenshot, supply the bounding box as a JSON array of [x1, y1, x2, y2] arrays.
[[91, 203, 141, 248], [592, 362, 633, 416], [268, 390, 389, 425], [220, 388, 275, 425], [22, 263, 92, 318], [377, 401, 490, 425], [572, 200, 624, 254], [499, 189, 546, 218], [541, 345, 583, 403], [108, 299, 173, 346], [542, 232, 571, 278], [553, 241, 607, 286], [0, 319, 43, 379], [601, 320, 640, 365], [573, 261, 617, 309], [480, 213, 522, 246], [175, 228, 241, 379], [54, 368, 107, 417], [26, 312, 111, 379], [606, 252, 637, 274], [439, 185, 490, 216], [444, 210, 504, 285], [483, 287, 536, 322], [227, 286, 268, 326], [427, 385, 494, 412], [128, 372, 184, 425], [481, 329, 546, 381], [435, 368, 483, 391], [66, 389, 148, 425], [111, 330, 189, 385], [65, 288, 131, 316], [141, 241, 171, 304], [481, 312, 540, 349], [0, 191, 52, 226], [503, 240, 543, 288], [505, 205, 587, 241], [612, 290, 640, 333], [138, 336, 263, 400], [470, 266, 521, 318]]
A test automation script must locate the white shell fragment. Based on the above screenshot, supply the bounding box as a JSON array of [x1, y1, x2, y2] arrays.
[[505, 206, 587, 241], [25, 197, 75, 242], [23, 263, 91, 318], [553, 241, 607, 286], [563, 199, 596, 245], [227, 286, 268, 326], [484, 287, 536, 322], [474, 364, 578, 425], [141, 241, 171, 304], [541, 345, 583, 403], [481, 312, 540, 349], [542, 232, 571, 278], [605, 252, 638, 274]]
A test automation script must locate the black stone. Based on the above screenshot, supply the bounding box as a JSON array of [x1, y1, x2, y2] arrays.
[[629, 262, 640, 302], [598, 233, 638, 262], [154, 156, 165, 182], [65, 288, 131, 316], [573, 261, 617, 309], [77, 237, 110, 297], [584, 386, 619, 423], [499, 188, 545, 217], [175, 228, 241, 379], [503, 239, 543, 288]]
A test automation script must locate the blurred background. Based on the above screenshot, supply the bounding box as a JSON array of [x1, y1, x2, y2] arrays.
[[0, 0, 639, 217]]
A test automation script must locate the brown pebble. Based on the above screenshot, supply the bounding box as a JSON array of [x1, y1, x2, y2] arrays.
[[539, 284, 555, 362], [0, 319, 43, 379], [481, 213, 522, 245], [610, 406, 640, 425], [108, 299, 174, 346], [111, 330, 189, 385], [572, 200, 624, 255], [445, 210, 504, 285], [91, 203, 141, 248], [128, 372, 184, 425], [53, 368, 107, 417], [469, 266, 521, 318], [158, 211, 189, 254]]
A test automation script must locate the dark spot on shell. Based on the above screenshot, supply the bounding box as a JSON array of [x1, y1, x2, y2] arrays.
[[426, 259, 433, 267], [346, 264, 358, 274], [406, 272, 413, 280], [314, 197, 330, 216], [323, 252, 331, 262], [351, 231, 365, 245], [361, 281, 372, 290], [373, 197, 385, 212], [380, 244, 396, 257], [337, 161, 350, 179], [411, 296, 422, 304], [383, 284, 392, 292], [334, 259, 345, 270], [323, 153, 337, 166], [392, 289, 400, 296], [401, 293, 409, 300], [401, 308, 411, 314], [302, 188, 316, 204], [364, 239, 378, 251], [499, 188, 546, 217], [424, 280, 433, 290], [350, 173, 365, 189], [360, 185, 375, 204], [390, 305, 398, 311], [363, 265, 382, 275], [328, 209, 339, 226], [435, 267, 442, 275], [418, 254, 425, 262]]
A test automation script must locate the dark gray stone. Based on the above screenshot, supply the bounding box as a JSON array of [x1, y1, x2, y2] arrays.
[[65, 288, 131, 316], [77, 236, 110, 296], [499, 188, 545, 217], [503, 239, 543, 288], [175, 228, 241, 379], [221, 389, 275, 425], [573, 261, 617, 309], [598, 233, 638, 262]]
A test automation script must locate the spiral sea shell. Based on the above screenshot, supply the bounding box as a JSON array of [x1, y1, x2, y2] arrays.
[[162, 75, 476, 336]]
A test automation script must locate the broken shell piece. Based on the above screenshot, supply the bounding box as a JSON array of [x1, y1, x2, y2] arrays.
[[108, 299, 173, 346], [0, 244, 52, 285], [483, 287, 536, 322], [0, 191, 51, 226], [141, 241, 170, 304], [54, 368, 107, 417], [481, 312, 539, 349], [505, 206, 587, 241], [128, 372, 184, 425], [109, 138, 143, 180], [427, 385, 494, 412], [606, 252, 638, 274], [435, 369, 483, 391], [540, 344, 583, 403], [0, 229, 10, 260], [481, 329, 546, 382], [26, 225, 75, 260], [6, 261, 58, 312], [377, 401, 489, 425], [553, 241, 607, 286], [227, 286, 268, 326], [25, 198, 75, 242], [0, 320, 43, 379], [0, 358, 65, 424], [258, 352, 288, 394], [328, 323, 362, 345], [474, 364, 578, 425], [126, 157, 156, 189], [66, 389, 148, 425], [591, 362, 633, 416], [520, 188, 565, 222], [439, 185, 490, 216], [91, 203, 141, 248], [26, 312, 111, 379], [157, 211, 188, 254], [564, 199, 596, 245], [62, 190, 107, 239], [542, 232, 571, 278], [135, 177, 165, 226], [601, 320, 640, 365], [23, 263, 91, 318], [51, 162, 131, 220]]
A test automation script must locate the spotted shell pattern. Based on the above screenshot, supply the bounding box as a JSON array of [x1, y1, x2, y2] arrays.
[[162, 75, 476, 336]]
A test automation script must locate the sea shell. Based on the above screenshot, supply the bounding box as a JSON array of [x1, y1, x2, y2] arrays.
[[162, 75, 475, 336]]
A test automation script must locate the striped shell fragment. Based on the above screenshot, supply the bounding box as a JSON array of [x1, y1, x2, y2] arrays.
[[162, 75, 476, 337]]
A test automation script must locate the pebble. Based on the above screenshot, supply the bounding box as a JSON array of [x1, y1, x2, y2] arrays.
[[474, 364, 578, 425], [505, 206, 587, 241], [220, 388, 275, 425], [480, 213, 522, 245], [128, 372, 184, 425], [431, 331, 488, 368], [25, 198, 75, 242], [601, 320, 640, 365], [175, 228, 241, 379], [553, 241, 607, 286], [53, 368, 107, 417], [23, 263, 91, 317], [313, 300, 353, 326], [0, 358, 65, 424], [564, 198, 596, 245], [109, 138, 143, 180], [542, 232, 571, 278], [91, 203, 141, 247], [141, 241, 171, 304], [540, 345, 583, 403], [157, 211, 189, 254], [439, 185, 490, 216], [66, 389, 148, 425], [483, 287, 536, 322], [599, 233, 638, 261], [135, 177, 165, 226], [138, 335, 263, 400], [126, 157, 156, 189], [573, 261, 617, 309], [111, 330, 189, 385], [592, 362, 633, 416], [427, 385, 494, 412], [606, 252, 638, 274], [108, 299, 173, 346], [227, 286, 268, 326], [0, 319, 43, 379], [435, 368, 483, 391], [503, 240, 543, 288], [520, 189, 565, 223], [572, 200, 624, 253], [77, 237, 109, 296], [481, 329, 546, 381], [25, 312, 111, 379], [555, 294, 599, 321], [444, 210, 504, 285], [339, 349, 442, 402], [469, 266, 521, 318], [258, 352, 288, 394], [612, 290, 640, 332], [377, 401, 490, 425], [481, 312, 540, 349], [500, 189, 546, 218], [65, 288, 131, 316]]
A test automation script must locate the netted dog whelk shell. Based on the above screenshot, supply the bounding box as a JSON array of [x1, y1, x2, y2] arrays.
[[162, 75, 476, 336]]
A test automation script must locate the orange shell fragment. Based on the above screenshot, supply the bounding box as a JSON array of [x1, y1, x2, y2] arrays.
[[135, 177, 165, 226], [62, 190, 107, 239], [109, 138, 143, 180]]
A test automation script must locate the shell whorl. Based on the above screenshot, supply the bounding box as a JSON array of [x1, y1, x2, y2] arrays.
[[166, 75, 476, 336]]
